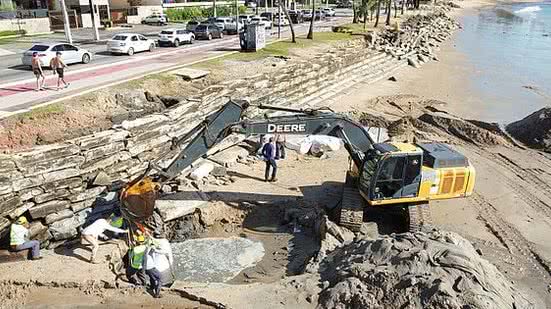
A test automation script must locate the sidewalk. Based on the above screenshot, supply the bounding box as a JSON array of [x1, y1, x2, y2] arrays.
[[0, 18, 345, 117]]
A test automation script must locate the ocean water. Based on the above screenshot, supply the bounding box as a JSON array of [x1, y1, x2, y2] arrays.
[[455, 2, 551, 123]]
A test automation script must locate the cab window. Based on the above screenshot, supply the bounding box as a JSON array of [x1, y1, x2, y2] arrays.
[[374, 156, 405, 199]]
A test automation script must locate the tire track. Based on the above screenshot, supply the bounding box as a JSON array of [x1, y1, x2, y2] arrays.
[[471, 150, 551, 221], [470, 192, 551, 279]]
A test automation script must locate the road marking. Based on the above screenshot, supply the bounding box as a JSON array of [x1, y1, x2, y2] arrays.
[[0, 48, 15, 56]]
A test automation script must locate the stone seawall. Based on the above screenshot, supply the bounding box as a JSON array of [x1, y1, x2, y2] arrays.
[[0, 37, 410, 248]]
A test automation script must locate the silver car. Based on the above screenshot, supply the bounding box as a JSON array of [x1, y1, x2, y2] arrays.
[[21, 43, 92, 68]]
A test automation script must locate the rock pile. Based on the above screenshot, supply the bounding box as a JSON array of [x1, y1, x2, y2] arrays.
[[369, 6, 459, 68], [317, 230, 532, 309], [506, 107, 551, 152]]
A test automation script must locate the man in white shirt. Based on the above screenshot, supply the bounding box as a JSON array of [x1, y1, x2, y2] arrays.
[[144, 237, 174, 298], [81, 217, 127, 263]]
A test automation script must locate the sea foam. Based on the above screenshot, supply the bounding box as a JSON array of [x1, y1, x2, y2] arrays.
[[514, 6, 542, 14]]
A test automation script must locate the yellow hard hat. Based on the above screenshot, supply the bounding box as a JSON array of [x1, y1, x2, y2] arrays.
[[16, 217, 28, 225], [135, 234, 145, 243]]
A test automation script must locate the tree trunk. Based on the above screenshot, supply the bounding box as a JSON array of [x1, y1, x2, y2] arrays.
[[385, 0, 391, 25], [352, 0, 358, 23], [307, 0, 315, 39], [394, 0, 397, 18], [374, 0, 381, 27], [281, 0, 296, 42], [401, 0, 405, 15]]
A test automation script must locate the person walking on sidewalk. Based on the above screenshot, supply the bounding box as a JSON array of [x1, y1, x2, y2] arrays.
[[50, 52, 69, 90], [262, 137, 278, 182], [10, 216, 42, 260], [31, 52, 45, 91], [81, 217, 127, 263]]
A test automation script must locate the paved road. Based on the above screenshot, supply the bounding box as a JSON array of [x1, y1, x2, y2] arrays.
[[0, 14, 350, 116]]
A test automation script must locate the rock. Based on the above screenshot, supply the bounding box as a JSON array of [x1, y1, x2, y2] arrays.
[[71, 129, 129, 150], [171, 68, 210, 80], [209, 146, 250, 167], [189, 162, 215, 181], [506, 107, 551, 151], [44, 209, 75, 225], [33, 189, 70, 204], [0, 195, 22, 216], [407, 57, 421, 68], [68, 187, 106, 203], [42, 177, 83, 191], [7, 202, 34, 220], [28, 221, 48, 238], [83, 142, 125, 162], [48, 208, 92, 240], [162, 185, 173, 193], [29, 200, 70, 219], [156, 191, 209, 222], [70, 198, 96, 212], [418, 54, 430, 63], [121, 114, 170, 131], [387, 76, 397, 82], [92, 171, 111, 186], [42, 168, 81, 183], [13, 144, 80, 168], [211, 165, 227, 177]]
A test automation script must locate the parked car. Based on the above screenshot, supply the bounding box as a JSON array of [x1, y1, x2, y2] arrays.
[[222, 18, 244, 34], [302, 9, 313, 21], [21, 43, 92, 68], [194, 24, 223, 40], [314, 10, 325, 20], [214, 17, 239, 33], [186, 20, 200, 32], [250, 16, 272, 29], [288, 10, 304, 23], [273, 13, 289, 26], [260, 12, 274, 21], [142, 14, 168, 25], [158, 29, 194, 47], [323, 7, 336, 16], [107, 33, 156, 55], [238, 14, 254, 23]]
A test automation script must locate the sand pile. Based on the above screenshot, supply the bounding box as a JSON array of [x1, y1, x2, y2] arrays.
[[506, 107, 551, 151], [317, 230, 532, 309]]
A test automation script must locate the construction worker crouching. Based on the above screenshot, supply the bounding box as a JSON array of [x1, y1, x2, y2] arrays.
[[144, 236, 175, 298], [126, 234, 148, 286], [10, 216, 42, 260], [81, 215, 128, 264]]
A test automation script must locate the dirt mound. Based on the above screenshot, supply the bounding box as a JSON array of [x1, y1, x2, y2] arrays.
[[317, 230, 532, 309], [506, 107, 551, 151], [418, 111, 511, 146]]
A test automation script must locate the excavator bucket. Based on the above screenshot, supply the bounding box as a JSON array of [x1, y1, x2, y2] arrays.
[[120, 176, 159, 222]]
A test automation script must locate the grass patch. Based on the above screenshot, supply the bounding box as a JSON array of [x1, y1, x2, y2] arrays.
[[120, 73, 177, 90], [18, 103, 65, 120], [0, 30, 25, 37], [193, 31, 352, 68]]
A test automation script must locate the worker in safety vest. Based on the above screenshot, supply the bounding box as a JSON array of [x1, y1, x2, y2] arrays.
[[126, 234, 148, 286], [144, 237, 175, 298], [10, 216, 42, 260]]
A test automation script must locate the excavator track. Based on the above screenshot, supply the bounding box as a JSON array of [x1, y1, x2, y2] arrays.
[[339, 176, 365, 232], [407, 202, 432, 232]]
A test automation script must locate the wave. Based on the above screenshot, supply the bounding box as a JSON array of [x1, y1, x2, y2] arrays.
[[514, 6, 542, 14]]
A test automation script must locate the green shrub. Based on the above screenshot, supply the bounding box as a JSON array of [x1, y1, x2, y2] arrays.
[[0, 30, 26, 37], [165, 5, 248, 21]]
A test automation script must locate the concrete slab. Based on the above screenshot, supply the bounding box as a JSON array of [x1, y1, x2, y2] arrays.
[[171, 68, 210, 80], [209, 146, 250, 167], [171, 237, 265, 283], [156, 191, 209, 222]]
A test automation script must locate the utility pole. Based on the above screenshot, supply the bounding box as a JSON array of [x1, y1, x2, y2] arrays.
[[264, 0, 267, 13], [277, 1, 281, 39], [213, 0, 217, 17], [59, 0, 73, 43], [88, 0, 99, 41]]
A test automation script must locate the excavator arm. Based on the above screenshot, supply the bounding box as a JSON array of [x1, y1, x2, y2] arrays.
[[120, 100, 376, 222]]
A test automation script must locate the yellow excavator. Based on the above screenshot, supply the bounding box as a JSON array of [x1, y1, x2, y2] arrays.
[[120, 100, 475, 232]]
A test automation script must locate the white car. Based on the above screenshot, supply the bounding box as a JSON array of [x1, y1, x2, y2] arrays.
[[158, 29, 194, 47], [142, 14, 168, 25], [323, 7, 336, 17], [107, 33, 156, 55], [21, 43, 92, 68], [250, 16, 272, 29], [273, 13, 290, 26]]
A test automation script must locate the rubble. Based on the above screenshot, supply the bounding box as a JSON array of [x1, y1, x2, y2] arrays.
[[369, 6, 459, 68], [317, 230, 532, 309], [506, 107, 551, 152]]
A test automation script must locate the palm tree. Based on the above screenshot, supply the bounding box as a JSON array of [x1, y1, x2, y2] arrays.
[[307, 0, 315, 39], [280, 0, 296, 42], [385, 0, 391, 25], [374, 0, 381, 27]]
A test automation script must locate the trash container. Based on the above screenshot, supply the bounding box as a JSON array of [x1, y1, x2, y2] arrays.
[[239, 23, 266, 52]]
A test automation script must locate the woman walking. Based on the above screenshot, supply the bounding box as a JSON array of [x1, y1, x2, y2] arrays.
[[50, 51, 70, 90], [31, 52, 45, 91]]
